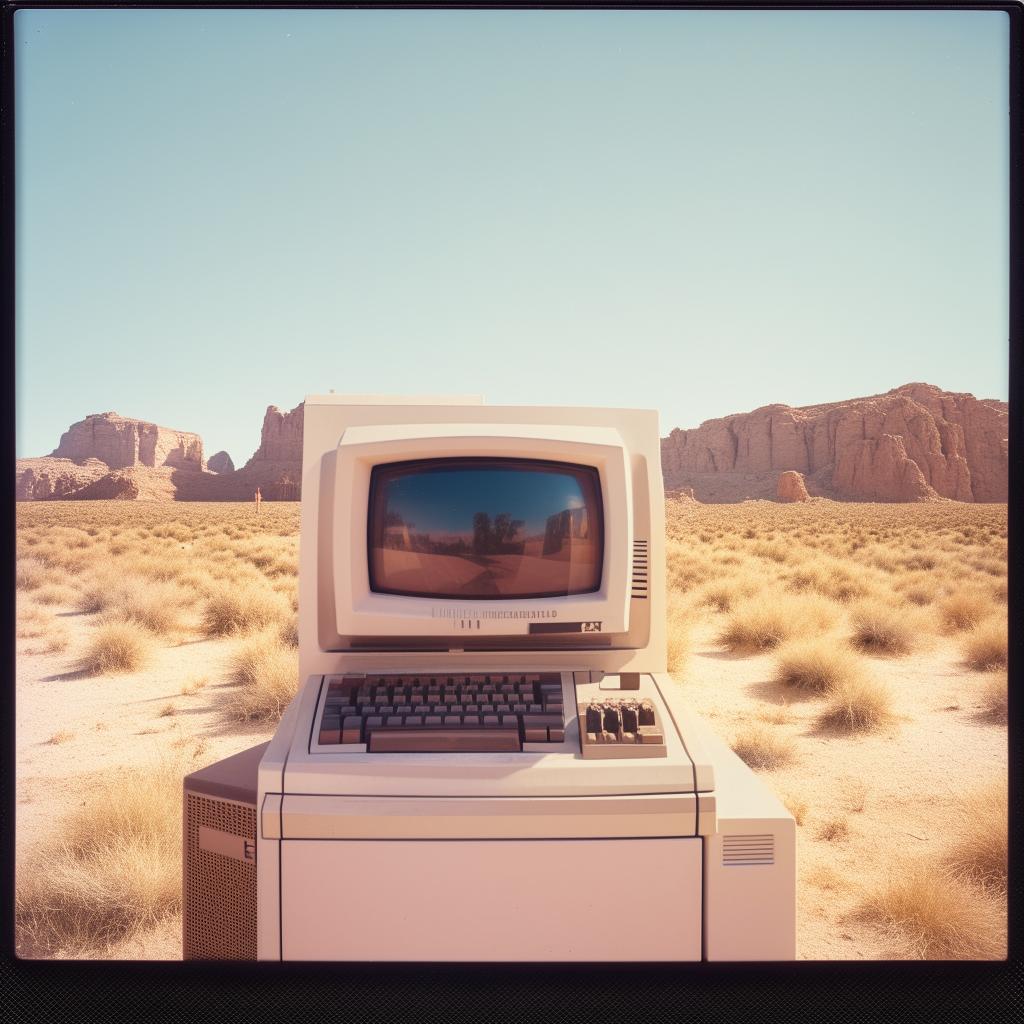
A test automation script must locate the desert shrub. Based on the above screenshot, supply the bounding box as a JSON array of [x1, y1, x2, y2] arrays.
[[818, 673, 893, 733], [731, 725, 795, 771], [751, 539, 792, 564], [781, 793, 807, 826], [700, 579, 740, 613], [757, 702, 794, 725], [718, 592, 838, 653], [815, 816, 849, 842], [97, 580, 193, 637], [979, 672, 1007, 722], [16, 602, 54, 639], [774, 637, 866, 694], [945, 779, 1007, 891], [938, 590, 997, 633], [78, 620, 153, 675], [848, 599, 925, 656], [226, 629, 299, 721], [201, 582, 291, 637], [16, 558, 53, 592], [961, 617, 1007, 672], [15, 759, 185, 957], [856, 860, 1006, 959], [180, 676, 210, 697], [76, 573, 124, 614], [32, 583, 80, 607]]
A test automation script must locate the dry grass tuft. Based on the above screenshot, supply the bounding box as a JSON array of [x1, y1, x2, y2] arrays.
[[180, 676, 210, 697], [938, 590, 997, 633], [945, 779, 1007, 892], [978, 672, 1007, 722], [718, 593, 838, 654], [16, 557, 55, 592], [47, 730, 75, 746], [815, 816, 850, 842], [856, 860, 1006, 959], [731, 725, 796, 771], [781, 793, 808, 826], [226, 629, 299, 721], [15, 758, 187, 957], [757, 702, 794, 726], [818, 673, 893, 733], [202, 582, 291, 638], [17, 603, 54, 640], [961, 617, 1007, 672], [774, 637, 866, 694], [848, 599, 925, 656], [78, 620, 154, 676]]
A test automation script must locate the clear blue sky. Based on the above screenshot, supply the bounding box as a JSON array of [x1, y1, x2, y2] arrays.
[[15, 8, 1009, 463]]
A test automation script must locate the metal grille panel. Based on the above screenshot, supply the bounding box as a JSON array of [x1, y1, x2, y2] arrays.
[[183, 790, 257, 959], [631, 540, 649, 599], [722, 833, 775, 866]]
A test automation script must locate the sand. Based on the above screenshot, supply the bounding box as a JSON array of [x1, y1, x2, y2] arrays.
[[677, 616, 1007, 959]]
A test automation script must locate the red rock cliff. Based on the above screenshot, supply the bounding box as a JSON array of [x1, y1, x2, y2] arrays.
[[52, 412, 205, 471], [660, 383, 1007, 503]]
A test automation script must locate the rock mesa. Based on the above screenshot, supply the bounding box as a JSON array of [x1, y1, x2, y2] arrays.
[[661, 383, 1007, 503]]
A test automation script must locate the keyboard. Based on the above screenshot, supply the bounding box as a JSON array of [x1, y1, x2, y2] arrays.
[[317, 673, 566, 752]]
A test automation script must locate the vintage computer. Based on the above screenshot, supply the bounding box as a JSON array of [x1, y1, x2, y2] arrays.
[[183, 395, 795, 961]]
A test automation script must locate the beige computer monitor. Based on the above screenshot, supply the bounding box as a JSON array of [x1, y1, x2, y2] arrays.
[[298, 395, 666, 682]]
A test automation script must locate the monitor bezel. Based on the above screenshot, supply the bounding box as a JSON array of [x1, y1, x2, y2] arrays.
[[329, 423, 633, 641]]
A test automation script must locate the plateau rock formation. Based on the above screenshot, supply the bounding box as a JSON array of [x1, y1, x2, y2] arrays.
[[15, 458, 111, 500], [776, 470, 810, 503], [207, 451, 235, 474], [53, 412, 205, 470], [661, 383, 1007, 503]]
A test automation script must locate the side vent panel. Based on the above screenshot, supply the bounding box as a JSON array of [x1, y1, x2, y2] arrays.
[[631, 540, 649, 599], [722, 834, 775, 866]]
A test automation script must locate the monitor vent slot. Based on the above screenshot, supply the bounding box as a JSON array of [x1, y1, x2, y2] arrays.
[[631, 540, 649, 599], [722, 834, 775, 866]]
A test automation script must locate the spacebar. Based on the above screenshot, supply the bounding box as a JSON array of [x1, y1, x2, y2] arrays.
[[369, 729, 522, 752]]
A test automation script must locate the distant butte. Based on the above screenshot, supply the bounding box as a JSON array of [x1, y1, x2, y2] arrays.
[[661, 383, 1007, 503], [15, 384, 1008, 502]]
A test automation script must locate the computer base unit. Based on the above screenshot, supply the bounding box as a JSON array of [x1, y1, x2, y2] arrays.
[[182, 672, 795, 962], [182, 743, 267, 960]]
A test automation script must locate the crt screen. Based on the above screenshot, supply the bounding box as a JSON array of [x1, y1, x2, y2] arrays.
[[368, 458, 604, 599]]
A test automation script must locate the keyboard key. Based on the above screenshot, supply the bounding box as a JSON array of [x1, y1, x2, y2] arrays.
[[483, 715, 499, 727], [443, 715, 460, 727], [549, 727, 565, 742], [369, 730, 521, 753], [463, 715, 480, 727], [523, 713, 564, 729], [524, 728, 547, 743], [341, 717, 363, 743], [425, 715, 442, 726]]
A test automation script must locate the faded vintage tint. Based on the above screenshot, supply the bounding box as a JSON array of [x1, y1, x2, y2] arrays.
[[367, 458, 604, 599]]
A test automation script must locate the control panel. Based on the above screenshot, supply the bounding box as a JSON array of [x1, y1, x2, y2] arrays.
[[575, 673, 668, 759]]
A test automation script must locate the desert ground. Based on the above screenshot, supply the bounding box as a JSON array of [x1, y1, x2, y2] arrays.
[[15, 498, 1007, 960]]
